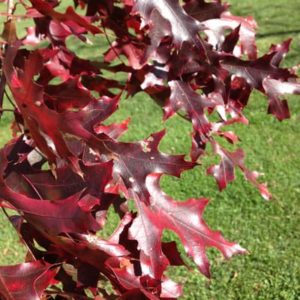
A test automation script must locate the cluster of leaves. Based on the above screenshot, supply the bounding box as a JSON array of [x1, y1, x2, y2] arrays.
[[0, 0, 299, 299]]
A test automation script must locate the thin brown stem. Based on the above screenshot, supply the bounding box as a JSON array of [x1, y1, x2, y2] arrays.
[[7, 0, 14, 20], [0, 108, 14, 112], [1, 206, 38, 261], [1, 206, 10, 220], [4, 89, 16, 108], [101, 22, 126, 65]]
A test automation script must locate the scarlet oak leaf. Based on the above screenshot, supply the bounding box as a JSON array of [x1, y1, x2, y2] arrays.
[[29, 0, 101, 35], [14, 168, 85, 200], [109, 130, 195, 203], [0, 189, 101, 234], [3, 45, 120, 168], [207, 142, 271, 200], [104, 40, 146, 70], [142, 9, 172, 63], [50, 234, 130, 265], [269, 39, 292, 67], [93, 119, 130, 140], [106, 257, 182, 299], [44, 78, 96, 112], [220, 53, 292, 90], [129, 199, 169, 278], [263, 78, 300, 121], [222, 14, 258, 59], [263, 78, 300, 96], [166, 80, 217, 138], [134, 0, 204, 49], [0, 261, 56, 300], [0, 144, 113, 234], [129, 173, 246, 278], [183, 0, 228, 22]]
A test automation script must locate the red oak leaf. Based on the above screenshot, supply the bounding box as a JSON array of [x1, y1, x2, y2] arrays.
[[108, 130, 195, 203], [183, 0, 228, 22], [29, 0, 101, 35], [207, 142, 271, 200], [0, 261, 57, 300], [133, 0, 205, 49], [165, 80, 217, 137], [129, 173, 246, 278], [263, 78, 300, 120]]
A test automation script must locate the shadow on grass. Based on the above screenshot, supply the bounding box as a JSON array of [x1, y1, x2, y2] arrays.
[[257, 29, 300, 38]]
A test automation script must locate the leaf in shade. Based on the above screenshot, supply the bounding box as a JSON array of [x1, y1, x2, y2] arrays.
[[0, 144, 113, 234], [183, 0, 228, 22], [134, 0, 204, 49], [29, 0, 101, 35], [1, 189, 101, 234], [0, 261, 56, 300], [222, 14, 258, 59], [129, 173, 246, 278], [3, 46, 67, 165], [207, 142, 271, 200], [190, 131, 207, 162], [12, 220, 131, 294], [221, 25, 241, 54], [104, 39, 146, 70], [106, 257, 183, 299], [44, 78, 96, 112], [5, 167, 85, 200], [3, 46, 120, 168], [0, 73, 6, 119]]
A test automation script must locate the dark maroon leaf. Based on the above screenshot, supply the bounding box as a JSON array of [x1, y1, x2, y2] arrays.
[[44, 78, 95, 112], [220, 53, 293, 90], [183, 0, 228, 22], [0, 261, 56, 300], [106, 257, 182, 299], [0, 143, 113, 234], [133, 0, 205, 49], [29, 0, 101, 35]]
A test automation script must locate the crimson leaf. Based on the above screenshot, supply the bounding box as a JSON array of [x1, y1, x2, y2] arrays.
[[0, 261, 56, 300]]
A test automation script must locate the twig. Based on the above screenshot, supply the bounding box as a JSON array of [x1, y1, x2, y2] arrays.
[[0, 108, 14, 112], [101, 22, 126, 65], [4, 89, 16, 108], [7, 0, 14, 20], [1, 206, 10, 220]]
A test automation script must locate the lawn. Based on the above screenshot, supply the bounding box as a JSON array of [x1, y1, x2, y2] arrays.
[[0, 0, 300, 299]]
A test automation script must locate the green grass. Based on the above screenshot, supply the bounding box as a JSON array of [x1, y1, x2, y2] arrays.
[[0, 1, 300, 299]]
